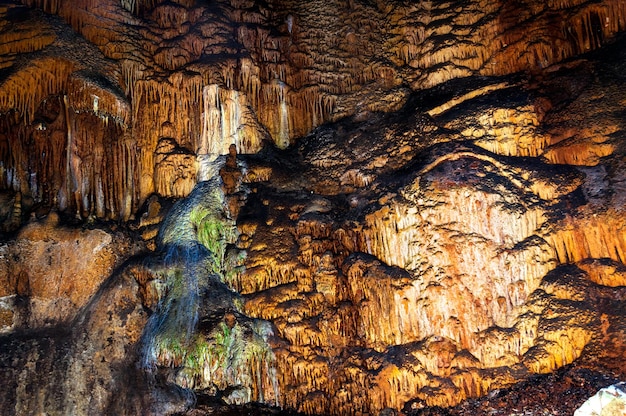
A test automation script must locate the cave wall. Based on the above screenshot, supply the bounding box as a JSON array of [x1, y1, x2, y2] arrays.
[[1, 1, 626, 415], [1, 0, 625, 220]]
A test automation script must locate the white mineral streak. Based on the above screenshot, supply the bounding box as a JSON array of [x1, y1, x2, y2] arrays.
[[197, 85, 266, 181], [575, 383, 626, 416]]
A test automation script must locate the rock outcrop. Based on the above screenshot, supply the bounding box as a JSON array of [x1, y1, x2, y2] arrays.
[[232, 62, 626, 412]]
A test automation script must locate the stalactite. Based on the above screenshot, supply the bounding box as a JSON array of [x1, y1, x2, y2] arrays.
[[1, 1, 626, 414], [61, 95, 72, 213], [153, 137, 196, 198], [544, 213, 626, 265], [66, 75, 130, 126], [197, 84, 266, 160], [119, 0, 136, 14], [0, 58, 74, 125]]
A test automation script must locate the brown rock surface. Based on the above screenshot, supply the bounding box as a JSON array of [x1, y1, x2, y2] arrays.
[[1, 0, 625, 216], [0, 0, 625, 415], [0, 213, 136, 330]]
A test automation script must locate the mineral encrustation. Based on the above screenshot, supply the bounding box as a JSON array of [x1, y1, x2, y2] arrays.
[[0, 0, 625, 415]]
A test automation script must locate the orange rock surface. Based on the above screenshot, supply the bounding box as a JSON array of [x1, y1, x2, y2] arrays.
[[0, 0, 625, 415], [1, 0, 625, 216]]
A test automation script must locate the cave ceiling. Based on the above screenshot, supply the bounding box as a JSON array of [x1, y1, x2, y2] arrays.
[[1, 0, 625, 218]]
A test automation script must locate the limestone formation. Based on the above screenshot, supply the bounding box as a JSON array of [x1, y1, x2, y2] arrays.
[[0, 0, 625, 415], [2, 0, 626, 216]]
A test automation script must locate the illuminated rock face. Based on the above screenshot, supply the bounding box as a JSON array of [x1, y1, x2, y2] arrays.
[[1, 0, 626, 217], [0, 213, 134, 330], [229, 47, 626, 413], [0, 0, 626, 415], [236, 138, 625, 413]]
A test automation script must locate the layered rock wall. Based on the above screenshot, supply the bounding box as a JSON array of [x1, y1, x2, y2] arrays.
[[1, 0, 626, 220]]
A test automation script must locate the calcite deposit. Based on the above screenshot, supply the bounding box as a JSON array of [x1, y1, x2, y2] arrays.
[[0, 0, 625, 415]]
